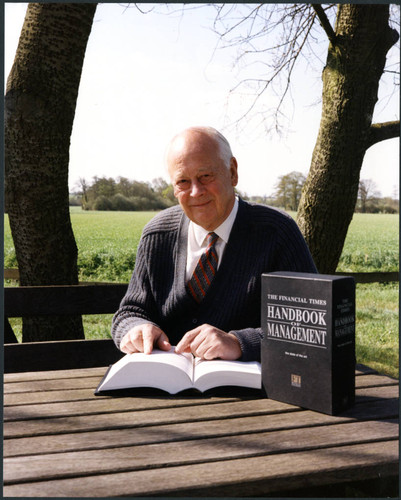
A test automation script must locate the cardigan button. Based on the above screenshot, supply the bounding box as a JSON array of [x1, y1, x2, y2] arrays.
[[192, 318, 198, 324]]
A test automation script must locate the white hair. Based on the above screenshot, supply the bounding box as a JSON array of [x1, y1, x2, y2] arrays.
[[192, 126, 233, 166], [166, 126, 234, 169]]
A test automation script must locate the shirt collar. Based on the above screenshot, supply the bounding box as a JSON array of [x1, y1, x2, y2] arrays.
[[192, 197, 239, 246]]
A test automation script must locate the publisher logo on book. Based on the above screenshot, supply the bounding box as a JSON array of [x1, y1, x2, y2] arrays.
[[291, 374, 302, 388]]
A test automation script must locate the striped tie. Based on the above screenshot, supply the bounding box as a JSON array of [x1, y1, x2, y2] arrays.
[[187, 232, 219, 303]]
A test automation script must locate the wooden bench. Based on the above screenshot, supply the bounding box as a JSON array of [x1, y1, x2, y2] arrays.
[[3, 284, 398, 497], [5, 268, 400, 284], [4, 284, 127, 373], [3, 363, 399, 497]]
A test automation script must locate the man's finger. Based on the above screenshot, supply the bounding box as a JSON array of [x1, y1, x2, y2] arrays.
[[142, 328, 154, 355], [156, 332, 171, 351], [121, 333, 139, 353], [175, 327, 201, 353]]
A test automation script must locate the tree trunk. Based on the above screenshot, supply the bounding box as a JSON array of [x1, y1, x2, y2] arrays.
[[5, 3, 97, 341], [297, 5, 398, 273]]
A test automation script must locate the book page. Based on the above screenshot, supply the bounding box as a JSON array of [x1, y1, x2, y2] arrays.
[[153, 348, 194, 380], [97, 348, 194, 394], [193, 358, 261, 392]]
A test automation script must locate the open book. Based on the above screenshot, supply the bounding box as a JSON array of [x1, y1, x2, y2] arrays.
[[95, 348, 261, 395]]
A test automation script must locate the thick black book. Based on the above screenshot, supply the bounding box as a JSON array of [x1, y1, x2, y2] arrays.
[[261, 271, 355, 415]]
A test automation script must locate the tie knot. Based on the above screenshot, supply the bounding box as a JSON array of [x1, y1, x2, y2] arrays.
[[207, 232, 218, 246]]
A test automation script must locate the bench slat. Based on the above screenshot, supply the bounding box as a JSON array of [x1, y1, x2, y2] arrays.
[[4, 339, 123, 373], [4, 419, 398, 484], [4, 284, 127, 317], [4, 393, 397, 457], [3, 440, 398, 498]]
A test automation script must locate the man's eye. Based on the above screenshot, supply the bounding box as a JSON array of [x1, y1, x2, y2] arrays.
[[200, 174, 212, 184], [177, 179, 189, 188]]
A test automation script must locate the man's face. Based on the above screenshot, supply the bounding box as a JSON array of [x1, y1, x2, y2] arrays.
[[167, 132, 238, 231]]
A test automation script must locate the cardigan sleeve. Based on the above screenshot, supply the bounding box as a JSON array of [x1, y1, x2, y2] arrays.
[[111, 235, 161, 349], [230, 327, 264, 362]]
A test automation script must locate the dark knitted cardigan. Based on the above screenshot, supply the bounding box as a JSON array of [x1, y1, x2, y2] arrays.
[[111, 198, 317, 361]]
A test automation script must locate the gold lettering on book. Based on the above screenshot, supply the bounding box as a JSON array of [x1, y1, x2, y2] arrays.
[[265, 302, 328, 348]]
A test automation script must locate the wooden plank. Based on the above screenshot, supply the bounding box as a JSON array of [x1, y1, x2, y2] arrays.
[[4, 371, 398, 419], [4, 364, 392, 392], [11, 380, 395, 424], [4, 364, 396, 397], [5, 380, 396, 407], [355, 384, 399, 401], [4, 390, 398, 443], [3, 399, 299, 438], [4, 419, 398, 484], [4, 374, 108, 394], [356, 373, 399, 387], [4, 366, 107, 383], [3, 363, 376, 383], [4, 395, 245, 423], [4, 284, 127, 317], [3, 396, 296, 426], [3, 440, 398, 497], [3, 362, 375, 381], [5, 388, 106, 406], [4, 395, 399, 458], [6, 269, 399, 284], [335, 271, 399, 283], [4, 339, 124, 373], [4, 383, 240, 405], [4, 395, 258, 421]]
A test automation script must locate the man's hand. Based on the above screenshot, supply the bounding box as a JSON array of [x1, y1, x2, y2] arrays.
[[120, 324, 171, 354], [175, 324, 242, 360]]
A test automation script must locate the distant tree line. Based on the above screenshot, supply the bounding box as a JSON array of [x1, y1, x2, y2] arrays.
[[70, 176, 178, 211], [70, 173, 399, 214], [246, 172, 398, 214], [355, 178, 399, 214]]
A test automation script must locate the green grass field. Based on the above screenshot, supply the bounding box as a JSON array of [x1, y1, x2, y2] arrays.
[[336, 213, 399, 272], [4, 208, 399, 378]]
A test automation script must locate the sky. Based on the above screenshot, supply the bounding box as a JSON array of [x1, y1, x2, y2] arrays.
[[4, 2, 400, 198]]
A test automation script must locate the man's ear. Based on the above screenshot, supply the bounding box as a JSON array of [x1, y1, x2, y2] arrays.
[[230, 157, 239, 187]]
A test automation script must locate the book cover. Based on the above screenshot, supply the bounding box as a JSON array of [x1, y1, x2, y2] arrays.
[[261, 272, 355, 415]]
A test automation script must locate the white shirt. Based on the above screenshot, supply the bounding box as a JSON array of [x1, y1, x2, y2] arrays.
[[186, 197, 239, 280]]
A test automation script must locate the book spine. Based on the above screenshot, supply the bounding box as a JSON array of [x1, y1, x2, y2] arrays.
[[331, 278, 356, 412]]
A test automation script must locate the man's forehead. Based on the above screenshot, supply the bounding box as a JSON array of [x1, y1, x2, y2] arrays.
[[170, 164, 214, 178]]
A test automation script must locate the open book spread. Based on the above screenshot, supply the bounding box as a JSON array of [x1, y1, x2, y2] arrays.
[[95, 348, 261, 394]]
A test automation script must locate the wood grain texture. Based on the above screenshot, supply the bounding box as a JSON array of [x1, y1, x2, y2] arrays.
[[4, 419, 398, 484], [4, 339, 124, 372], [4, 284, 127, 316], [4, 441, 398, 497], [4, 365, 398, 497]]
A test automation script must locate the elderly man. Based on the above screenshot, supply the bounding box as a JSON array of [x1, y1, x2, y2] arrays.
[[111, 126, 316, 361]]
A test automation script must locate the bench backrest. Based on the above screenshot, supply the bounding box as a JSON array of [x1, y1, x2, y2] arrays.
[[4, 338, 124, 373], [4, 283, 128, 316], [4, 284, 127, 373]]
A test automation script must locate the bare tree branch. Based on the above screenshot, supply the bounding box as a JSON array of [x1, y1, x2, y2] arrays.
[[367, 120, 400, 148], [207, 3, 324, 134], [312, 4, 337, 45]]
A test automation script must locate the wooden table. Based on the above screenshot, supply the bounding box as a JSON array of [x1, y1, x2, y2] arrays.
[[4, 364, 399, 497]]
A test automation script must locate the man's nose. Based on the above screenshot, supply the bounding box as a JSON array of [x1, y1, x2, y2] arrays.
[[190, 179, 205, 197]]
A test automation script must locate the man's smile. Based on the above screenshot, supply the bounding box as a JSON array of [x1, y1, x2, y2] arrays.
[[190, 200, 213, 208]]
